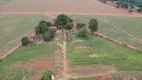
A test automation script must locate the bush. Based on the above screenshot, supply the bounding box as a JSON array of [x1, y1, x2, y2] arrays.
[[137, 8, 142, 13], [76, 27, 89, 39], [41, 70, 54, 80], [21, 36, 30, 46], [39, 23, 49, 34], [46, 22, 51, 26], [43, 31, 52, 41], [49, 28, 57, 38], [65, 23, 73, 30], [77, 23, 86, 30]]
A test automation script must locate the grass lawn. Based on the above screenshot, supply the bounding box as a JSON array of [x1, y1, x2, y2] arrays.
[[0, 43, 58, 80], [67, 15, 142, 51], [67, 35, 142, 71], [0, 14, 52, 55]]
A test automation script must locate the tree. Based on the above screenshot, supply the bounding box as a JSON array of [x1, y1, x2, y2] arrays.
[[46, 22, 51, 26], [39, 20, 47, 26], [65, 23, 73, 30], [55, 14, 70, 29], [49, 28, 57, 38], [76, 27, 89, 39], [43, 31, 52, 41], [39, 23, 49, 34], [21, 36, 30, 46], [88, 19, 98, 33], [77, 23, 86, 30], [35, 26, 40, 35], [137, 8, 142, 13], [41, 70, 54, 80]]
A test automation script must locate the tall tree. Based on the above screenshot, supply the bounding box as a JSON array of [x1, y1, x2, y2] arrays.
[[55, 14, 70, 29], [88, 19, 98, 34]]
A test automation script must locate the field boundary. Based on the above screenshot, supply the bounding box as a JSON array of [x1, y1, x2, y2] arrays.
[[94, 32, 142, 53], [0, 31, 35, 60], [0, 12, 142, 17]]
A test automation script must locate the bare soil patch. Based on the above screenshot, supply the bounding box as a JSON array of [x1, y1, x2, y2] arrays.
[[68, 65, 117, 76], [74, 46, 90, 50], [14, 57, 54, 80], [89, 54, 99, 58], [71, 40, 84, 43], [98, 75, 112, 80]]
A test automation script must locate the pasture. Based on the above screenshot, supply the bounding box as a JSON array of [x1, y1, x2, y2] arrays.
[[67, 15, 142, 51], [0, 43, 58, 80], [0, 14, 52, 55]]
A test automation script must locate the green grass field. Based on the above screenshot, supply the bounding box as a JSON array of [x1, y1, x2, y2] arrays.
[[67, 15, 142, 51], [68, 35, 142, 71], [0, 14, 52, 55], [0, 43, 58, 80]]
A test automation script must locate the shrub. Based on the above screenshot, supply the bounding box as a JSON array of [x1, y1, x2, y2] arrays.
[[43, 31, 52, 41], [49, 28, 57, 38], [46, 22, 51, 26], [21, 36, 30, 46], [76, 27, 89, 39], [77, 23, 86, 30], [137, 8, 142, 13], [65, 23, 73, 30], [41, 70, 54, 80]]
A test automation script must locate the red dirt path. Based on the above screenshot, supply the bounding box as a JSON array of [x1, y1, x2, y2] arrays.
[[0, 12, 142, 17]]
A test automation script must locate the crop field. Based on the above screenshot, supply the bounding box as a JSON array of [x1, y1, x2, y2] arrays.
[[0, 43, 59, 80], [0, 14, 52, 55], [0, 0, 130, 15], [68, 15, 142, 51], [68, 36, 142, 71]]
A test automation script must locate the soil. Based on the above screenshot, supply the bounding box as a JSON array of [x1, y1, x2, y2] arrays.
[[71, 40, 84, 43], [98, 75, 112, 80], [74, 46, 90, 50]]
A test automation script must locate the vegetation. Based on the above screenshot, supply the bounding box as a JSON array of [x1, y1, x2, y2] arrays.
[[35, 20, 56, 42], [21, 36, 30, 46], [55, 14, 70, 29], [76, 27, 89, 39], [68, 36, 142, 71], [43, 31, 53, 41], [41, 70, 54, 80], [65, 22, 73, 30], [137, 8, 142, 13], [0, 14, 51, 55], [77, 23, 86, 30], [88, 18, 98, 33], [0, 43, 58, 80], [69, 15, 142, 51]]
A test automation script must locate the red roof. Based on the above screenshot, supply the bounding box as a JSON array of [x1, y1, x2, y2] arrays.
[[48, 26, 57, 29]]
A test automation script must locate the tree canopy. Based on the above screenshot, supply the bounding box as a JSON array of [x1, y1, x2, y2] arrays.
[[21, 36, 30, 46], [88, 18, 98, 33], [55, 14, 70, 29], [77, 23, 86, 30]]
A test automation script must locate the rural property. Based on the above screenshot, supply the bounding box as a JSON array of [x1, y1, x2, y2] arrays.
[[0, 0, 142, 80]]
